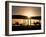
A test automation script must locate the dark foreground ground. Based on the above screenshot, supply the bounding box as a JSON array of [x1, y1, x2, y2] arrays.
[[12, 25, 41, 31]]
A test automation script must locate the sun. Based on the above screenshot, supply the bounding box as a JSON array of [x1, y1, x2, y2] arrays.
[[25, 12, 31, 18], [28, 14, 31, 18]]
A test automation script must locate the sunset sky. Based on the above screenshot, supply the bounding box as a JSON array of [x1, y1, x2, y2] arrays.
[[12, 6, 41, 25], [12, 6, 41, 17]]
